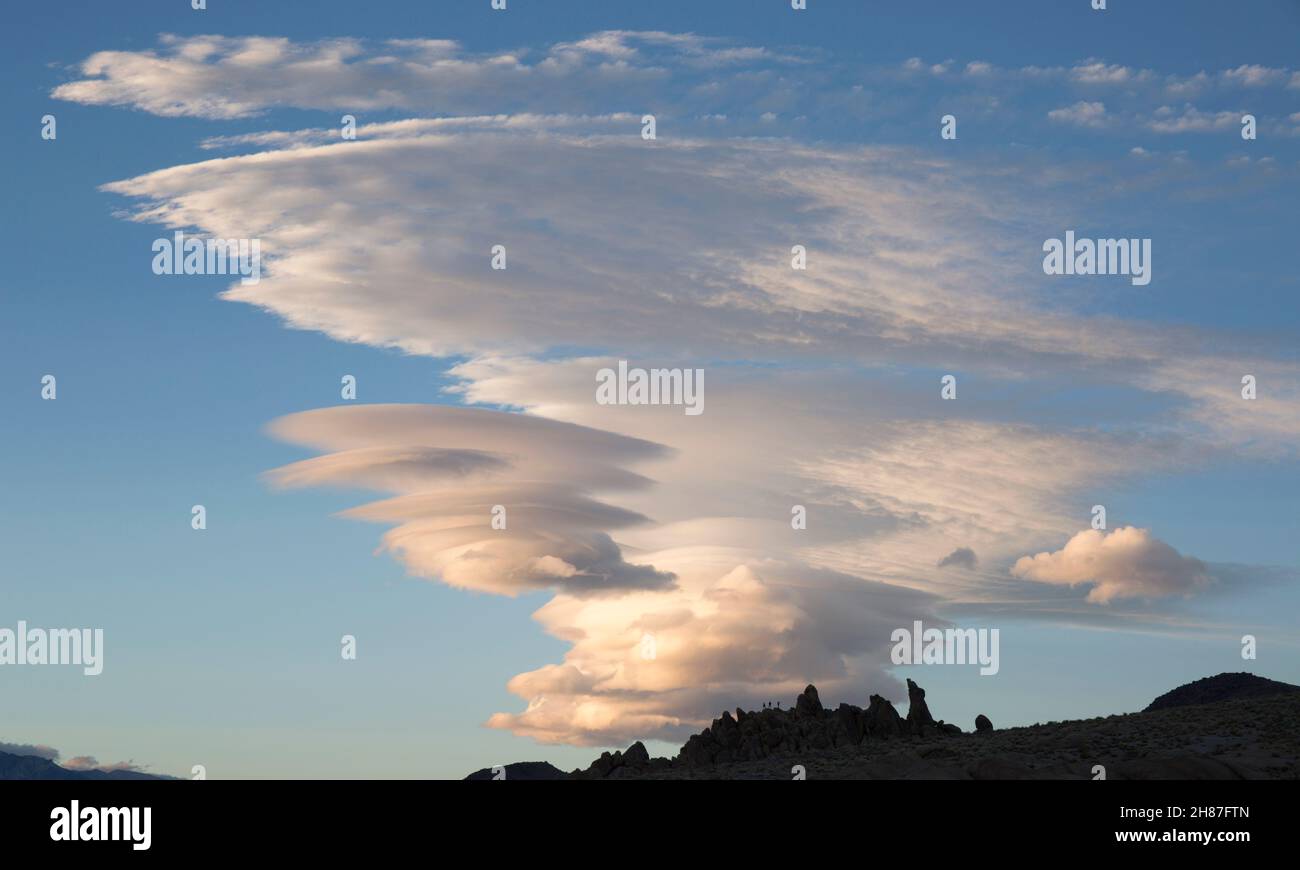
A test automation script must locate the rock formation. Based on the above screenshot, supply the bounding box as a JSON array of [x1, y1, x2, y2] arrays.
[[573, 740, 668, 779], [574, 678, 959, 777], [864, 694, 904, 737], [795, 684, 823, 717], [905, 678, 937, 736]]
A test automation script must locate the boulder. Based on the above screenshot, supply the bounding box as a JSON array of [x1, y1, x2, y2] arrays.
[[623, 741, 650, 767], [864, 694, 904, 737], [975, 714, 993, 733]]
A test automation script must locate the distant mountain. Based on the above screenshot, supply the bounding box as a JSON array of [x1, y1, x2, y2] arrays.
[[1144, 672, 1300, 712], [463, 761, 567, 781], [0, 751, 168, 781]]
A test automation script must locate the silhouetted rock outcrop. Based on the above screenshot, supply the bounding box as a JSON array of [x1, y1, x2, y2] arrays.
[[1144, 672, 1300, 712], [574, 740, 667, 779], [795, 684, 823, 717], [906, 678, 937, 736], [476, 679, 959, 779], [660, 679, 961, 771], [975, 714, 993, 733], [864, 694, 904, 737]]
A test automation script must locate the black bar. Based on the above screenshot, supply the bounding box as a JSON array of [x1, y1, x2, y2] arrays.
[[3, 780, 1283, 856]]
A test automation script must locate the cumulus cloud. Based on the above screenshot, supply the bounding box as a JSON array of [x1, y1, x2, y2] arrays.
[[487, 556, 942, 745], [1012, 527, 1212, 604], [792, 421, 1190, 601], [1070, 60, 1146, 85], [898, 54, 1295, 98], [1221, 64, 1288, 88], [1048, 100, 1108, 128], [1147, 104, 1240, 133]]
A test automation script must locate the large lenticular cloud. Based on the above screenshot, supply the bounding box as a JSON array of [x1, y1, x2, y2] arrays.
[[266, 405, 676, 596], [56, 30, 1300, 747]]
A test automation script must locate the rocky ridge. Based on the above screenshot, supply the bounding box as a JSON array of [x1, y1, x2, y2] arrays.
[[465, 672, 1300, 780], [569, 679, 988, 780]]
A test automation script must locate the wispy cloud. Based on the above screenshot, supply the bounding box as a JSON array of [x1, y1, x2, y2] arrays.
[[53, 32, 801, 119]]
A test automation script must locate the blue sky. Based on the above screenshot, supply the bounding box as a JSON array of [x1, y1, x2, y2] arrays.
[[2, 0, 1298, 778]]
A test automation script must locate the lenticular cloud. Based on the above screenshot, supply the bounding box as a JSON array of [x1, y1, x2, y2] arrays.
[[266, 404, 675, 597], [266, 402, 945, 744], [62, 31, 1299, 748]]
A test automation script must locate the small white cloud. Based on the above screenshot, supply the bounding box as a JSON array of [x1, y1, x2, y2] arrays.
[[1047, 100, 1107, 128], [1071, 61, 1138, 84], [1012, 527, 1211, 604], [1164, 70, 1210, 96], [1146, 105, 1238, 133], [1221, 64, 1287, 87]]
